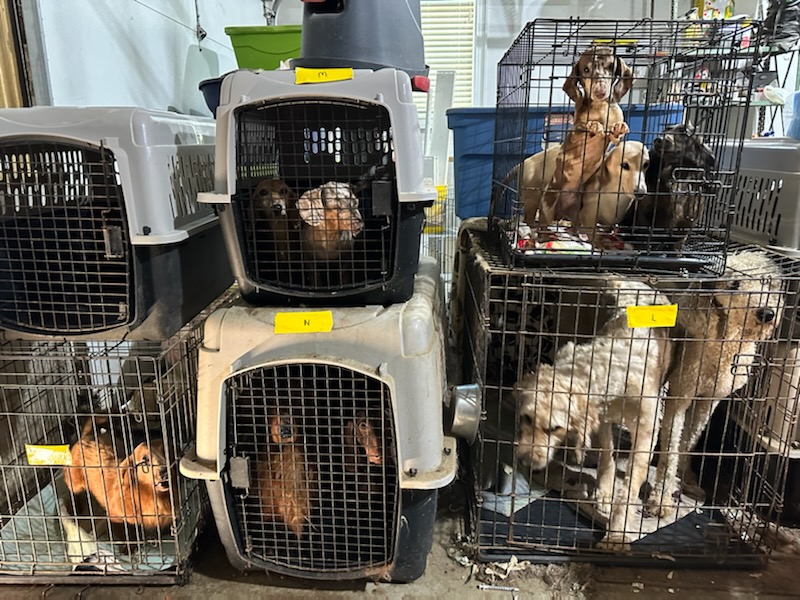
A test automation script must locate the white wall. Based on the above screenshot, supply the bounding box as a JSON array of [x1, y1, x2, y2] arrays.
[[474, 0, 679, 105], [24, 0, 304, 115]]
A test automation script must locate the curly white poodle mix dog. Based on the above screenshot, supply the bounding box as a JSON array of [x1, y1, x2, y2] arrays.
[[516, 279, 673, 550], [648, 249, 785, 517]]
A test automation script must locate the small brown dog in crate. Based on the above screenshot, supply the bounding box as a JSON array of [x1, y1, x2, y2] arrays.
[[64, 417, 174, 532], [250, 178, 298, 261], [540, 45, 634, 227], [297, 181, 364, 262], [258, 410, 315, 538], [515, 279, 672, 550], [648, 249, 785, 517]]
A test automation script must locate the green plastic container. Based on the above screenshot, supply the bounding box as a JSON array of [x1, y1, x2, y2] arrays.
[[224, 25, 302, 70]]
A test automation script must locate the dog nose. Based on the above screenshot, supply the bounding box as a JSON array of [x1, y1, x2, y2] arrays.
[[756, 307, 776, 323]]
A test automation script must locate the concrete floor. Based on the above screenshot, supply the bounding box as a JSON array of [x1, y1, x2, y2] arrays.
[[2, 480, 799, 599]]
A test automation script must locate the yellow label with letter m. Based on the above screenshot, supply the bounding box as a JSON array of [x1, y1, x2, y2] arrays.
[[295, 67, 354, 85], [275, 311, 334, 334]]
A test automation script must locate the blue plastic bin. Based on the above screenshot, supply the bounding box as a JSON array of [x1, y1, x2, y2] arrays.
[[447, 104, 684, 219]]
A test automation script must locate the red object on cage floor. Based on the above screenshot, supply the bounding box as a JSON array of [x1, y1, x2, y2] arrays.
[[411, 76, 430, 93]]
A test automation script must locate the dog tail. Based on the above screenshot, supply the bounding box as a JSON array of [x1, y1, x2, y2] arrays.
[[489, 163, 521, 220]]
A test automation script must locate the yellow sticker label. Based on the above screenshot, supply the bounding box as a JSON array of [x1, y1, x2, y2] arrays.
[[25, 444, 72, 466], [274, 311, 334, 334], [295, 67, 354, 85], [592, 38, 638, 46], [626, 304, 678, 329]]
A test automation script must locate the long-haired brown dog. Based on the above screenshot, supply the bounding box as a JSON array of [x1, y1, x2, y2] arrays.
[[64, 417, 174, 532], [647, 250, 785, 517], [541, 45, 634, 227], [249, 178, 298, 261]]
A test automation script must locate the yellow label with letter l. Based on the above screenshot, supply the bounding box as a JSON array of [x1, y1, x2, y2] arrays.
[[626, 304, 678, 329], [275, 311, 334, 334], [295, 67, 354, 85], [25, 444, 72, 466]]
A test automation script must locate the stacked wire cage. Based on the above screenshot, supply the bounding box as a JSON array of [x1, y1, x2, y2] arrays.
[[0, 107, 233, 340], [182, 65, 455, 583], [450, 221, 800, 566], [489, 18, 762, 274], [0, 292, 233, 583]]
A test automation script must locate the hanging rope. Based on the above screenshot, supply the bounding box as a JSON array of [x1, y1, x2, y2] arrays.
[[194, 0, 207, 44]]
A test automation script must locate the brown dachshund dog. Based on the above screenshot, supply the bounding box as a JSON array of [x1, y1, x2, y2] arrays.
[[249, 178, 298, 261], [541, 45, 634, 227], [64, 417, 174, 532]]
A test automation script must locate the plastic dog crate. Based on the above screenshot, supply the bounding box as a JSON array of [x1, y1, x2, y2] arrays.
[[729, 137, 800, 249], [0, 107, 234, 341], [0, 291, 234, 584], [291, 0, 428, 79], [450, 220, 800, 566], [202, 68, 436, 306], [489, 18, 761, 275], [447, 104, 684, 219], [180, 257, 455, 582]]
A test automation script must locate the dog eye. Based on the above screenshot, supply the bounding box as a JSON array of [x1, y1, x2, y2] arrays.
[[583, 66, 591, 74], [545, 426, 564, 434], [621, 162, 631, 171], [521, 414, 533, 426]]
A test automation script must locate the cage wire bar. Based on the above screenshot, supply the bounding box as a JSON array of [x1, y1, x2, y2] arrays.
[[0, 289, 235, 584], [451, 223, 800, 566], [490, 18, 762, 275], [222, 362, 400, 577]]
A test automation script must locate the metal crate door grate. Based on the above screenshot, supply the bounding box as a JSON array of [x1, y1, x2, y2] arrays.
[[224, 362, 399, 577], [233, 99, 397, 294], [0, 141, 133, 335]]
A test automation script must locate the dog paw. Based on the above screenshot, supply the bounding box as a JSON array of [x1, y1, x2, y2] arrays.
[[596, 531, 631, 552], [586, 120, 604, 135], [610, 121, 629, 137], [645, 483, 677, 518]]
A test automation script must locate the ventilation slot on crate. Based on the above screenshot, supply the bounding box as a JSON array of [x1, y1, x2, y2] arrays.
[[0, 141, 132, 336], [224, 362, 399, 576]]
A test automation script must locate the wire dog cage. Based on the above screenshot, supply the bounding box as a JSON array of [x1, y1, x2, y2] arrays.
[[450, 219, 800, 566], [0, 290, 234, 584], [0, 107, 233, 341], [180, 257, 456, 582], [489, 18, 762, 275], [202, 68, 437, 306]]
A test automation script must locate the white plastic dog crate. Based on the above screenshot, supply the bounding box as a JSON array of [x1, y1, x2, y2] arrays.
[[180, 257, 455, 582], [451, 219, 800, 567], [729, 138, 800, 250], [0, 290, 235, 584], [0, 107, 233, 340], [202, 67, 437, 306]]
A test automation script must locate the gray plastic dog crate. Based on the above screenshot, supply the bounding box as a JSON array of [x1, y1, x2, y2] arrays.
[[180, 257, 455, 582], [201, 68, 436, 306], [0, 107, 233, 341], [729, 137, 800, 250], [291, 0, 428, 79]]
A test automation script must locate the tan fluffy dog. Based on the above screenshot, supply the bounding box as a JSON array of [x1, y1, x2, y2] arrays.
[[520, 140, 649, 231], [648, 250, 785, 517], [64, 417, 174, 531], [542, 45, 634, 226], [297, 181, 364, 262], [516, 279, 672, 550]]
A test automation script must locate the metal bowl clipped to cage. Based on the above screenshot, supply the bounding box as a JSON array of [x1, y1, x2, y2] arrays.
[[200, 68, 437, 306], [0, 107, 233, 341], [489, 18, 762, 275], [180, 257, 456, 582], [450, 219, 800, 566]]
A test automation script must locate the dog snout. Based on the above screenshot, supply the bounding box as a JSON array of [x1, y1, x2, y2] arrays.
[[756, 307, 776, 323]]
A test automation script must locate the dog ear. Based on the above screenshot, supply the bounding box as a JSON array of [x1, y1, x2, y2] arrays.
[[613, 56, 634, 102], [297, 188, 325, 227], [563, 60, 583, 103]]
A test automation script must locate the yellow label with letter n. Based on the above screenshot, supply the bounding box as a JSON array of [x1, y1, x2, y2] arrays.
[[275, 311, 334, 334], [295, 67, 354, 85], [626, 304, 678, 329], [25, 444, 72, 466]]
